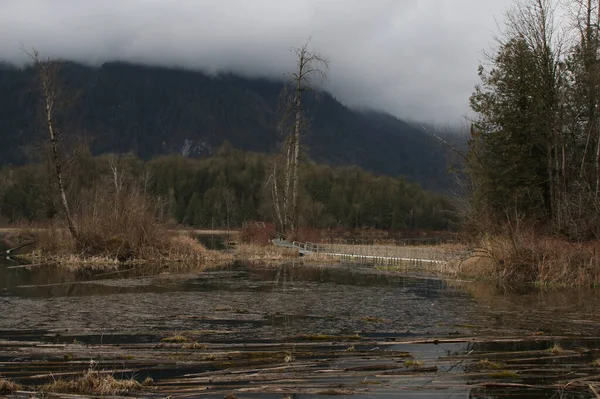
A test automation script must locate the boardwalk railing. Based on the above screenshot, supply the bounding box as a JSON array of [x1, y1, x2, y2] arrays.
[[289, 241, 461, 266]]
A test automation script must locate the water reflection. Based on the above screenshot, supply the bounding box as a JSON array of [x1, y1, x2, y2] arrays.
[[1, 259, 600, 398], [1, 261, 600, 337]]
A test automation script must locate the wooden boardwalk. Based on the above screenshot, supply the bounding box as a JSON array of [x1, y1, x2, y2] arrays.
[[273, 239, 460, 266]]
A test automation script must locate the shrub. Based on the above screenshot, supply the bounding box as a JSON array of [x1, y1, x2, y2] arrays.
[[464, 230, 600, 286]]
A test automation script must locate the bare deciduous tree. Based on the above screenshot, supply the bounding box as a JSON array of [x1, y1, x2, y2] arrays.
[[270, 40, 328, 234], [28, 50, 78, 239]]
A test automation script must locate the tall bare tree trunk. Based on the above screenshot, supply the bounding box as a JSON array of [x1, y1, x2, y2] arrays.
[[283, 137, 293, 232], [45, 89, 77, 239], [270, 164, 284, 233], [270, 40, 327, 235], [287, 42, 327, 233], [32, 52, 78, 239], [290, 85, 302, 232]]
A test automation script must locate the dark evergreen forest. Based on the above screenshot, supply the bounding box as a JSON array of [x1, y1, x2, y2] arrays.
[[0, 145, 456, 231]]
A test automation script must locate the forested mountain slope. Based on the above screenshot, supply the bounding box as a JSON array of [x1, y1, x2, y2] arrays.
[[0, 62, 454, 190]]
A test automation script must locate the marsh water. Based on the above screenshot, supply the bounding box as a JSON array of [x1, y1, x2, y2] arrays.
[[1, 253, 600, 398]]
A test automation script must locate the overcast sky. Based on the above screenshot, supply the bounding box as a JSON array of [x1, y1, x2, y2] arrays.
[[0, 0, 513, 124]]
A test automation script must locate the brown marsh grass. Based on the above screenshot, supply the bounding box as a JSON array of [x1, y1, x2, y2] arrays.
[[40, 368, 153, 395], [474, 359, 506, 370], [549, 343, 564, 354], [234, 243, 299, 263], [460, 231, 600, 286], [27, 228, 232, 271], [161, 335, 191, 343], [0, 378, 21, 394], [18, 164, 232, 270]]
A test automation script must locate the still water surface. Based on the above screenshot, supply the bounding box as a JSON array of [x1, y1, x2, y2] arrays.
[[1, 257, 599, 398]]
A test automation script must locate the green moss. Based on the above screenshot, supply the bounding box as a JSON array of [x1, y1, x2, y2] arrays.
[[161, 335, 190, 343], [360, 379, 383, 385], [490, 370, 519, 379], [403, 359, 424, 368], [475, 359, 505, 370], [361, 316, 386, 323]]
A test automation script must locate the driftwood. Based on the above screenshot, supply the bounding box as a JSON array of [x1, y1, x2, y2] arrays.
[[2, 332, 600, 398], [590, 384, 600, 399]]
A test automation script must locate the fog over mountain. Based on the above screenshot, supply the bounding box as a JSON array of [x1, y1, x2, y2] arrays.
[[0, 0, 512, 124]]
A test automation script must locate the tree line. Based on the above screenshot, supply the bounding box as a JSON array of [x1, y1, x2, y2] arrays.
[[468, 0, 600, 240], [0, 144, 456, 232]]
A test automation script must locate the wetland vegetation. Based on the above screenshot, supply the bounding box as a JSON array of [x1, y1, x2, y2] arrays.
[[1, 260, 600, 398], [2, 0, 600, 398]]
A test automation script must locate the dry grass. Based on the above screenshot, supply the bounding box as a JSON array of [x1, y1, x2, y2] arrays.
[[183, 342, 208, 350], [451, 253, 496, 280], [360, 379, 383, 385], [161, 335, 191, 343], [0, 378, 21, 394], [591, 358, 600, 367], [460, 231, 600, 286], [165, 235, 233, 266], [235, 243, 299, 262], [24, 174, 233, 270], [490, 370, 520, 379], [305, 242, 467, 276], [403, 359, 424, 368], [311, 243, 462, 261], [39, 369, 152, 395], [28, 229, 232, 271], [284, 354, 295, 363], [549, 343, 564, 354], [475, 359, 506, 370]]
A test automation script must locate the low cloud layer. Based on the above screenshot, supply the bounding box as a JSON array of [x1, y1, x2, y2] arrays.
[[0, 0, 512, 124]]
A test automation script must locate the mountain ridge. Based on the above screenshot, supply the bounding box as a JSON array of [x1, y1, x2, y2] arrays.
[[0, 61, 455, 190]]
